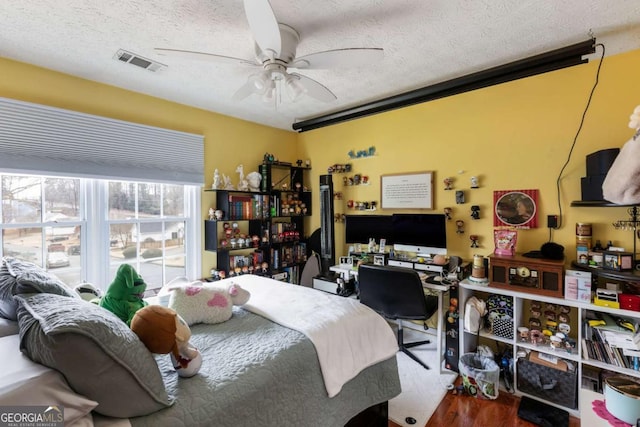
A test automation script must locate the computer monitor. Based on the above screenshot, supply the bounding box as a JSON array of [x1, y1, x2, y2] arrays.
[[391, 213, 447, 257], [344, 215, 394, 244]]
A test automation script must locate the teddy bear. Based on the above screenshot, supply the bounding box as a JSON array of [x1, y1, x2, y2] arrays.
[[130, 305, 202, 378], [99, 264, 148, 326], [161, 277, 250, 326]]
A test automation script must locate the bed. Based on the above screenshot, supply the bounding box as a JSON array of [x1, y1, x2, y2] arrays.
[[0, 258, 401, 427]]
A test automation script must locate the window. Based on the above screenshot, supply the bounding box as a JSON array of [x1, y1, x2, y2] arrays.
[[107, 181, 189, 292], [0, 173, 199, 293]]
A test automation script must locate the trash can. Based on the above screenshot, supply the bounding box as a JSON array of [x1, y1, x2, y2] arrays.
[[458, 352, 500, 399]]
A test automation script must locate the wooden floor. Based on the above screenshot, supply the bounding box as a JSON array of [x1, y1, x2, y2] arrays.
[[389, 377, 580, 427]]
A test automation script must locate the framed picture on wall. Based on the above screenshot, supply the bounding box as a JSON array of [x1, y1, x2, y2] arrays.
[[381, 171, 433, 209], [493, 189, 539, 228]]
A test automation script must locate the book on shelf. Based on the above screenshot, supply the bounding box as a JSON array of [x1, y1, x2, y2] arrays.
[[227, 194, 267, 219]]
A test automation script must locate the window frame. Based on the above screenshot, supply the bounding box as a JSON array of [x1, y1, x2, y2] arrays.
[[1, 173, 201, 291]]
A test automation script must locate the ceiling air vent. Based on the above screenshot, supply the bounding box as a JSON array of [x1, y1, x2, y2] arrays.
[[113, 49, 166, 72]]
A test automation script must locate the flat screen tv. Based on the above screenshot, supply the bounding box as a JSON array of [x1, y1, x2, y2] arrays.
[[391, 213, 447, 256], [344, 215, 394, 244]]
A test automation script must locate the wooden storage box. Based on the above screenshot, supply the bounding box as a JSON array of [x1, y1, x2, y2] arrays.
[[488, 254, 564, 298]]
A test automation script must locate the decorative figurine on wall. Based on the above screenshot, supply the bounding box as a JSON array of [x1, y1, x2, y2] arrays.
[[470, 235, 479, 248], [296, 159, 303, 167], [444, 207, 452, 220], [456, 220, 465, 234], [211, 169, 221, 190], [456, 190, 465, 204], [246, 171, 262, 192], [444, 177, 453, 190], [470, 176, 479, 189], [471, 205, 480, 219]]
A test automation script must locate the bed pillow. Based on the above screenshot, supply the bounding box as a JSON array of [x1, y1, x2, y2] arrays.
[[0, 334, 98, 425], [0, 257, 79, 320], [15, 293, 173, 418]]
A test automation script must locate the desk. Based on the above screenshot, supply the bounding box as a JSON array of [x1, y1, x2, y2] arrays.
[[330, 264, 452, 374]]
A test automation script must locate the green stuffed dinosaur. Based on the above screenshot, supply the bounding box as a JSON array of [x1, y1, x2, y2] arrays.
[[99, 264, 148, 325]]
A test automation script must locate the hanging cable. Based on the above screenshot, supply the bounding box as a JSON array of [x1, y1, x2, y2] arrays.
[[555, 42, 606, 229]]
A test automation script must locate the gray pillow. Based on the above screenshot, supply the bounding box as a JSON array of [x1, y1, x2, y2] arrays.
[[0, 257, 78, 320], [15, 293, 173, 418]]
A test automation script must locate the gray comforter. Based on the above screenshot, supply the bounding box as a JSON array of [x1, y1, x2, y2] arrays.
[[130, 307, 401, 427]]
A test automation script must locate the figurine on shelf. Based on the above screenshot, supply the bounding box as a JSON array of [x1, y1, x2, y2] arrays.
[[208, 208, 215, 221], [246, 171, 262, 192], [444, 177, 453, 190], [214, 209, 223, 220], [471, 205, 480, 219], [470, 235, 479, 248], [456, 220, 465, 234], [211, 169, 221, 190], [236, 164, 249, 191], [222, 174, 234, 190], [305, 159, 311, 167], [470, 176, 479, 189], [296, 159, 303, 167]]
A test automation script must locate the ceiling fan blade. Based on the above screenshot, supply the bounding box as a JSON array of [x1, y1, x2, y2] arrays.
[[232, 79, 259, 101], [243, 0, 281, 58], [154, 48, 258, 67], [291, 48, 384, 69], [291, 73, 337, 102]]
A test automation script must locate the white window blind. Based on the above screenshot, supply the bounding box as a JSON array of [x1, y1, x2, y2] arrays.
[[0, 97, 204, 185]]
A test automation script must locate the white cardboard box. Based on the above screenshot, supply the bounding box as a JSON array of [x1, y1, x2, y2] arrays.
[[565, 269, 592, 302]]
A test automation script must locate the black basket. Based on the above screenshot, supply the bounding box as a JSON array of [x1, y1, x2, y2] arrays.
[[516, 358, 578, 409]]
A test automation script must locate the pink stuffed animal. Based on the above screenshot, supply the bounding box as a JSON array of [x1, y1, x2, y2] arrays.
[[164, 278, 250, 326]]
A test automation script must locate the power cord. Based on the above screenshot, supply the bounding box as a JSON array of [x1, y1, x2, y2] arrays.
[[555, 42, 605, 229]]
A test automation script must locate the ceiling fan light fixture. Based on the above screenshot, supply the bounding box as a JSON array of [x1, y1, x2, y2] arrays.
[[249, 72, 269, 93], [261, 80, 276, 102], [284, 74, 306, 101]]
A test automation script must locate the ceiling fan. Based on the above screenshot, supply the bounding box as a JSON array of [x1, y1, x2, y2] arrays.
[[155, 0, 383, 104]]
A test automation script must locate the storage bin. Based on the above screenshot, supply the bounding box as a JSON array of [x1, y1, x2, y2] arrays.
[[620, 293, 640, 312], [491, 317, 514, 339], [516, 357, 578, 409]]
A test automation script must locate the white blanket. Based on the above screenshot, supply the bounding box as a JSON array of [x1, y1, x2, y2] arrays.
[[228, 274, 399, 398]]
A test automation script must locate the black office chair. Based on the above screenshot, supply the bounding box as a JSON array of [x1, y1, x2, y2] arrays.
[[358, 263, 439, 370]]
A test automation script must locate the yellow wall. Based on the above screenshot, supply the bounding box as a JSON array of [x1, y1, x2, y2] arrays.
[[3, 48, 640, 273], [299, 48, 640, 262]]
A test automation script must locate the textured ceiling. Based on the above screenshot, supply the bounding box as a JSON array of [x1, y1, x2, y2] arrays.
[[1, 1, 640, 131]]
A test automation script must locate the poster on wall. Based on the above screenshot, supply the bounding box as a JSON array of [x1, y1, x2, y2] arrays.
[[493, 189, 539, 228], [380, 171, 433, 209]]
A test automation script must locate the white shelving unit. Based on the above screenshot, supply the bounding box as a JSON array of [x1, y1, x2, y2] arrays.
[[459, 279, 640, 417]]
